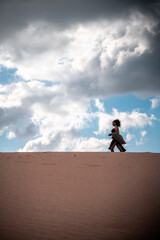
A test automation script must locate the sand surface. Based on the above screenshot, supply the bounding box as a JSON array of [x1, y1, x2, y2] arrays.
[[0, 152, 160, 240]]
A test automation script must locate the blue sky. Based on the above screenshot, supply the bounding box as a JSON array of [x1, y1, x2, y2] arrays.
[[0, 0, 160, 152]]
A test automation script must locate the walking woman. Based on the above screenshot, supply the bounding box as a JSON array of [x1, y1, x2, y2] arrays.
[[108, 119, 126, 152]]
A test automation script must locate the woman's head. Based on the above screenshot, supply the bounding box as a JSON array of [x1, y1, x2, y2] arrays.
[[112, 119, 121, 127]]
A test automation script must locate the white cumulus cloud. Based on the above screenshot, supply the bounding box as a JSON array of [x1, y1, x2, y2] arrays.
[[136, 130, 147, 146], [150, 97, 160, 109], [7, 131, 16, 139], [141, 130, 147, 137], [73, 137, 110, 152], [94, 98, 105, 112], [126, 133, 135, 142], [94, 108, 155, 135]]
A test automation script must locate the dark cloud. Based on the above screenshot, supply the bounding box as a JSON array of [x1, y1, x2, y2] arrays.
[[15, 122, 38, 139], [0, 106, 38, 139], [0, 107, 28, 130], [64, 30, 160, 99], [0, 0, 159, 42]]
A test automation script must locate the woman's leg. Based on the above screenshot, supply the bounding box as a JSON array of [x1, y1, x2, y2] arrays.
[[109, 139, 116, 152], [117, 143, 126, 152], [109, 139, 114, 149], [121, 145, 126, 152], [117, 144, 124, 152], [110, 142, 116, 152]]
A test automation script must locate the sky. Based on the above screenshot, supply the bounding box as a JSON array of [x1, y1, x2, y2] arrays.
[[0, 0, 160, 152]]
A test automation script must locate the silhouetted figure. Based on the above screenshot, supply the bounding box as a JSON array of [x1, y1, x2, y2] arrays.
[[108, 119, 126, 152]]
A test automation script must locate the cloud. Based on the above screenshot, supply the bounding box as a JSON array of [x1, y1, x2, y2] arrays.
[[94, 99, 105, 112], [141, 130, 147, 137], [0, 0, 159, 43], [0, 0, 159, 151], [136, 130, 147, 145], [15, 122, 38, 139], [0, 80, 92, 150], [126, 133, 135, 142], [94, 108, 155, 135], [0, 10, 159, 98], [150, 97, 160, 109], [73, 137, 110, 152], [0, 107, 28, 133], [0, 78, 157, 151], [6, 131, 16, 139], [18, 128, 81, 152], [0, 105, 38, 140]]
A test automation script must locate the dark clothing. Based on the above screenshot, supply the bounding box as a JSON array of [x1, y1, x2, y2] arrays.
[[109, 138, 126, 152], [109, 128, 126, 152], [111, 128, 116, 133]]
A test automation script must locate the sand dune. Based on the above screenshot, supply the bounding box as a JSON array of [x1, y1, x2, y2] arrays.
[[0, 152, 160, 240]]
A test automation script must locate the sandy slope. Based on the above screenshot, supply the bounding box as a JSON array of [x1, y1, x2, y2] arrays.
[[0, 152, 160, 240]]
